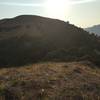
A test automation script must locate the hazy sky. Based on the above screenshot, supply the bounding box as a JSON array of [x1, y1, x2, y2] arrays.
[[0, 0, 99, 27]]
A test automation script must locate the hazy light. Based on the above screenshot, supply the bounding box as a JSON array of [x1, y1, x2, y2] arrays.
[[70, 0, 97, 4], [45, 0, 71, 20], [0, 0, 96, 7], [0, 2, 43, 7]]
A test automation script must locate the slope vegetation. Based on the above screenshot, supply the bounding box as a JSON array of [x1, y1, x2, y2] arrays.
[[0, 15, 100, 66]]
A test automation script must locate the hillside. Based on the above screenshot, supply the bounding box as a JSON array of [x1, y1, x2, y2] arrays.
[[0, 15, 100, 66], [85, 25, 100, 36], [0, 61, 100, 100]]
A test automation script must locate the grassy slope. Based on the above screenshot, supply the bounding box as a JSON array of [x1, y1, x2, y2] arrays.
[[0, 61, 100, 100]]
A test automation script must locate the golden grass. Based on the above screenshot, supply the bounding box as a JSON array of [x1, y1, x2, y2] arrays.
[[0, 61, 100, 100]]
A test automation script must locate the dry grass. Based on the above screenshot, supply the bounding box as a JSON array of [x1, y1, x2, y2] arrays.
[[0, 61, 100, 100]]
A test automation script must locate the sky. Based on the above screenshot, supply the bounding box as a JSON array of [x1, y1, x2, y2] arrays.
[[0, 0, 99, 28]]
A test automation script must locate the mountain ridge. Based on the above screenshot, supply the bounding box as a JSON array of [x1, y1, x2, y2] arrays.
[[85, 24, 100, 36]]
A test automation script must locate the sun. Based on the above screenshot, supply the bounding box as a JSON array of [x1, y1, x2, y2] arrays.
[[45, 0, 71, 20]]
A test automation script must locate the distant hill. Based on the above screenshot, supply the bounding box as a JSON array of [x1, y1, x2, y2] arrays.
[[85, 25, 100, 36], [0, 15, 100, 66]]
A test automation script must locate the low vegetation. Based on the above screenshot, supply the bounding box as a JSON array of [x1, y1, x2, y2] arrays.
[[0, 61, 100, 100]]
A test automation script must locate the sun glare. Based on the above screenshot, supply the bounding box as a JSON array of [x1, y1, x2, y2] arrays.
[[45, 0, 71, 20]]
